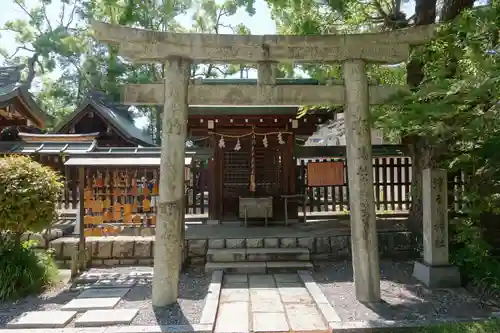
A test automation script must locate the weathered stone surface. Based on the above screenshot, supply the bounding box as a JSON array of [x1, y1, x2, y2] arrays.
[[249, 275, 276, 289], [274, 273, 300, 283], [6, 311, 77, 329], [264, 238, 279, 248], [225, 238, 245, 249], [205, 262, 266, 274], [223, 274, 248, 284], [284, 303, 327, 331], [245, 238, 263, 248], [214, 302, 249, 333], [62, 239, 78, 259], [220, 287, 249, 303], [315, 237, 331, 253], [279, 237, 297, 248], [297, 237, 315, 251], [124, 83, 405, 106], [78, 288, 130, 299], [134, 239, 152, 257], [330, 236, 350, 256], [207, 249, 245, 262], [246, 248, 309, 261], [92, 21, 436, 64], [74, 309, 138, 327], [188, 239, 208, 256], [343, 60, 380, 303], [252, 312, 289, 332], [62, 297, 121, 311], [208, 239, 225, 249], [153, 57, 191, 307], [94, 240, 113, 258], [422, 168, 450, 266]]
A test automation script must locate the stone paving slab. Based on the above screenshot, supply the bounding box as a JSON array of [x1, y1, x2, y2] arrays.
[[6, 311, 77, 329], [273, 273, 301, 283], [106, 324, 213, 332], [248, 275, 275, 289], [214, 301, 248, 333], [219, 287, 249, 302], [92, 280, 137, 288], [252, 312, 289, 332], [284, 303, 327, 331], [222, 274, 247, 284], [199, 270, 223, 327], [74, 309, 139, 327], [78, 288, 130, 299], [62, 297, 122, 311], [277, 285, 314, 304], [0, 329, 105, 333]]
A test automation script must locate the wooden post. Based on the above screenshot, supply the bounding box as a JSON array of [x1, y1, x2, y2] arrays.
[[76, 166, 86, 277]]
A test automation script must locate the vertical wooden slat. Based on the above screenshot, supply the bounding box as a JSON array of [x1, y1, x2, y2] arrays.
[[200, 162, 205, 214], [395, 158, 403, 210], [339, 160, 346, 211], [381, 158, 388, 211], [374, 158, 381, 211], [404, 157, 411, 210], [389, 158, 396, 212], [78, 166, 86, 273], [192, 162, 198, 215]]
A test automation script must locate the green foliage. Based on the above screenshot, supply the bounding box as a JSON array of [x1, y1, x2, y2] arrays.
[[373, 3, 500, 287], [0, 239, 58, 300], [415, 319, 500, 333], [0, 155, 63, 235]]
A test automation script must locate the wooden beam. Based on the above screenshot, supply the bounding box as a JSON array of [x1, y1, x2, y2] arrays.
[[91, 21, 437, 64], [293, 145, 406, 158], [123, 84, 406, 106]]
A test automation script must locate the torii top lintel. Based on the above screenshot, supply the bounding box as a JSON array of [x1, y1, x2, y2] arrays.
[[91, 21, 437, 64]]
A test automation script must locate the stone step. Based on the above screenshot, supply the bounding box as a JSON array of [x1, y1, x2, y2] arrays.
[[206, 247, 310, 262], [205, 261, 313, 274]]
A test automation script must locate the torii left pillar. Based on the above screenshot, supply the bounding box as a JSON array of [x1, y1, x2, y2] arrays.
[[153, 56, 191, 307]]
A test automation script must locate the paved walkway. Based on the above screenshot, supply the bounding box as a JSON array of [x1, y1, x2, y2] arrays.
[[214, 273, 330, 333], [1, 269, 340, 333]]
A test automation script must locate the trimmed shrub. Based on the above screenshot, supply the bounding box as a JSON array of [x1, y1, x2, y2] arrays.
[[0, 155, 63, 237], [0, 155, 63, 300], [0, 240, 58, 300]]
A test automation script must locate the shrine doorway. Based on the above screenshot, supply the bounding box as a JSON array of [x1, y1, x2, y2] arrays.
[[220, 135, 282, 220]]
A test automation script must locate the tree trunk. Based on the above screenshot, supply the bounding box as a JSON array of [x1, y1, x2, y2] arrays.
[[405, 0, 437, 235], [406, 0, 474, 235]]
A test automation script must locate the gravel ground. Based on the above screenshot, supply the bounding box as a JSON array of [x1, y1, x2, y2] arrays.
[[1, 266, 210, 328], [0, 281, 78, 328], [116, 266, 210, 325], [314, 261, 498, 322]]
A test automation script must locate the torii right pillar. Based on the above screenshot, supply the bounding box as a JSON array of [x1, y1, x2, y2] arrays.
[[343, 60, 381, 303]]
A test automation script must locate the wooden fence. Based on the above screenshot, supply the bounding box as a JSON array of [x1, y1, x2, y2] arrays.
[[55, 160, 209, 215], [23, 154, 465, 216], [296, 157, 465, 214]]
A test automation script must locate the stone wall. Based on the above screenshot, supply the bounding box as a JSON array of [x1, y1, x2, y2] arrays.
[[50, 231, 417, 268]]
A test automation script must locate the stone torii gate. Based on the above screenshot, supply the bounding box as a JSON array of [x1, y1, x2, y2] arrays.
[[92, 21, 435, 307]]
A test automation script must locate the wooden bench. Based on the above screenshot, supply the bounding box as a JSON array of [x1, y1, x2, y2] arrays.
[[239, 196, 273, 227]]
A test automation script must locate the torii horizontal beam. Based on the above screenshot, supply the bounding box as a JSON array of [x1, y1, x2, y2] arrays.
[[122, 83, 406, 106], [91, 21, 436, 64]]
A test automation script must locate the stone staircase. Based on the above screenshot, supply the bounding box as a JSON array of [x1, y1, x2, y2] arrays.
[[204, 247, 313, 273]]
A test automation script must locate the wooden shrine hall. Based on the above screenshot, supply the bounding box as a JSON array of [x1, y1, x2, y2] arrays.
[[0, 65, 49, 135]]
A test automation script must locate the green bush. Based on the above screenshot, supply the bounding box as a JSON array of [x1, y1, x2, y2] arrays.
[[0, 155, 63, 237], [0, 240, 58, 300]]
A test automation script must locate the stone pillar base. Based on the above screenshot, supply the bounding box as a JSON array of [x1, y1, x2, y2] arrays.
[[412, 260, 461, 288]]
